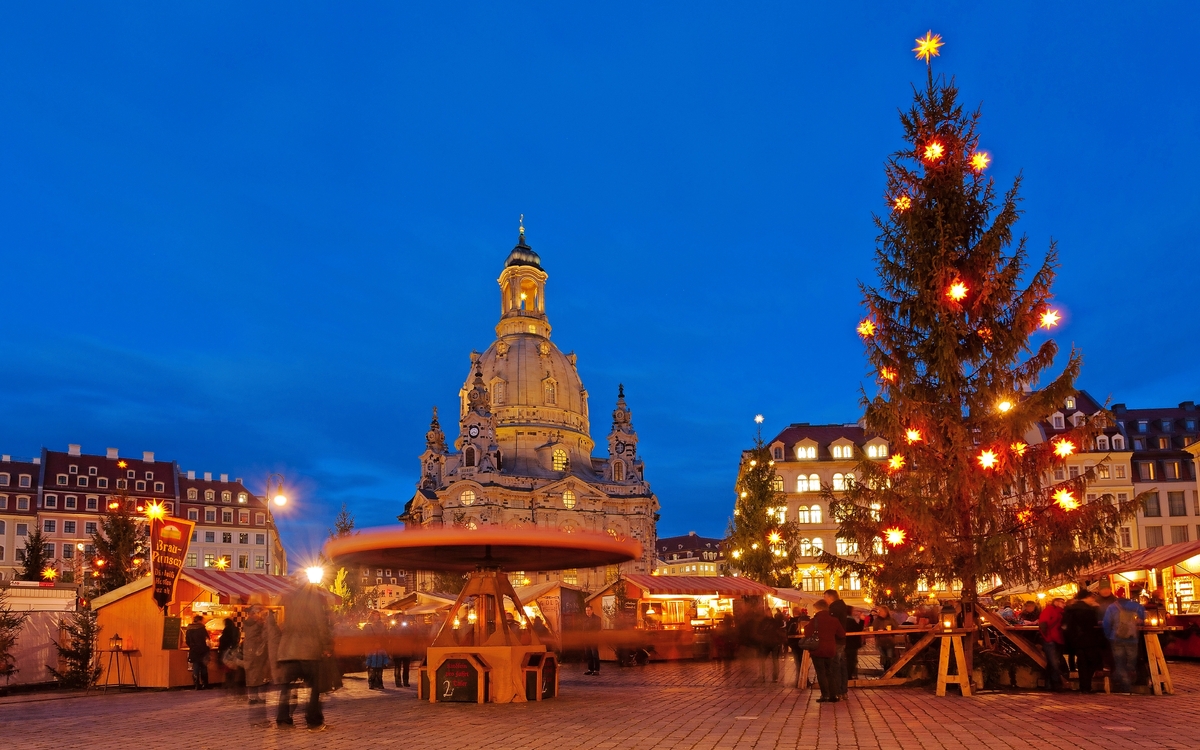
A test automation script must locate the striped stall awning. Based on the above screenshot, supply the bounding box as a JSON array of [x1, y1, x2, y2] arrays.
[[623, 574, 776, 598], [182, 569, 308, 604]]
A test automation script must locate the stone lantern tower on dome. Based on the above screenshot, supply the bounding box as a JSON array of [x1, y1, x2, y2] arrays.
[[402, 224, 659, 591]]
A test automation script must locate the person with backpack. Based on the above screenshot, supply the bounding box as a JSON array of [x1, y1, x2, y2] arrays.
[[1102, 591, 1145, 693]]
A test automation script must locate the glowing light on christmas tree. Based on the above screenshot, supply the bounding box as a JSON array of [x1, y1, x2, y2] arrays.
[[754, 414, 764, 424], [1011, 441, 1028, 456], [977, 326, 993, 340], [913, 31, 943, 63], [858, 319, 876, 337], [997, 400, 1013, 413], [1016, 509, 1033, 524], [879, 367, 898, 382], [144, 501, 166, 520], [1053, 489, 1080, 511], [884, 527, 907, 546], [887, 454, 906, 471], [946, 281, 968, 301], [1054, 439, 1075, 458], [1040, 309, 1061, 329], [42, 567, 57, 580], [905, 429, 923, 443], [924, 141, 945, 161], [977, 450, 998, 469], [768, 531, 782, 544], [893, 194, 912, 211], [970, 151, 991, 171], [117, 460, 127, 468]]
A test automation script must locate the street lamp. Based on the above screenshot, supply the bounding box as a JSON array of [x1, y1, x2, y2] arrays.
[[266, 473, 287, 507]]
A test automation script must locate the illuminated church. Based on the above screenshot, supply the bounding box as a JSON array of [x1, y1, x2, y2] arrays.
[[401, 224, 659, 591]]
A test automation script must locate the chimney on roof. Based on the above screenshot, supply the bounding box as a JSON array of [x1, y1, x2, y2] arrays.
[[33, 458, 40, 465], [204, 472, 212, 481], [143, 451, 155, 463], [68, 444, 81, 456], [187, 470, 195, 480], [220, 474, 228, 483], [689, 531, 697, 536], [1112, 404, 1127, 414], [106, 447, 118, 459], [235, 478, 242, 484], [1, 455, 9, 462], [1181, 401, 1196, 412]]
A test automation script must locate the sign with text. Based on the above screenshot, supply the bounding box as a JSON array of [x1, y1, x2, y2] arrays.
[[150, 516, 194, 610], [435, 658, 479, 702], [161, 616, 182, 650]]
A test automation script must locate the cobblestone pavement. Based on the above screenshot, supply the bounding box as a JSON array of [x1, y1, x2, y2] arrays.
[[2, 659, 1198, 750]]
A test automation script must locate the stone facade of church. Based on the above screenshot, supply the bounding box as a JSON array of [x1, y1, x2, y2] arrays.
[[400, 228, 659, 592]]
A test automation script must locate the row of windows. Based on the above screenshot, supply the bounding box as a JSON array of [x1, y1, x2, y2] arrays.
[[0, 474, 34, 488], [792, 473, 855, 493], [1134, 460, 1192, 481], [186, 508, 265, 525], [1142, 525, 1195, 547], [40, 519, 99, 536], [194, 531, 267, 545], [1054, 464, 1126, 481], [1143, 491, 1196, 518], [1129, 418, 1198, 433], [185, 488, 250, 503], [187, 552, 266, 570], [0, 495, 32, 510], [780, 444, 889, 461], [458, 489, 584, 510]]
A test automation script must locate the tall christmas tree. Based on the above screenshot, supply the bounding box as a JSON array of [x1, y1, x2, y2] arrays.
[[828, 33, 1139, 622], [18, 526, 51, 582], [727, 418, 798, 586], [87, 496, 149, 597]]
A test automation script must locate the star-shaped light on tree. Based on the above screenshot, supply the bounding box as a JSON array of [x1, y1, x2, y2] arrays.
[[754, 414, 764, 424], [117, 460, 127, 468], [1016, 509, 1033, 525], [946, 281, 968, 301], [1053, 489, 1080, 511], [767, 531, 782, 544], [977, 450, 998, 469], [893, 194, 912, 212], [42, 567, 57, 581], [144, 501, 166, 520], [879, 367, 898, 382], [887, 454, 906, 472], [923, 141, 945, 161], [857, 319, 876, 337], [1054, 439, 1075, 458], [1040, 309, 1061, 329], [914, 31, 944, 63], [884, 527, 907, 546], [905, 429, 922, 444], [1010, 442, 1028, 457], [997, 400, 1013, 413], [970, 151, 991, 171]]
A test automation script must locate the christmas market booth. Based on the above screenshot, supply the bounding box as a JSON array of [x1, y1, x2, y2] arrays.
[[1085, 539, 1200, 658], [585, 574, 777, 661], [513, 580, 585, 650], [92, 569, 326, 688]]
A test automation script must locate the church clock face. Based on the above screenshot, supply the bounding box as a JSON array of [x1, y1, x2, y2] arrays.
[[615, 442, 626, 455], [469, 425, 480, 438]]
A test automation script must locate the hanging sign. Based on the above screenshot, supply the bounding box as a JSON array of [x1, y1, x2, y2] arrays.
[[151, 516, 195, 610]]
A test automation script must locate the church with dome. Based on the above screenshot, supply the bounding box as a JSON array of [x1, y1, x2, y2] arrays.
[[400, 225, 659, 592]]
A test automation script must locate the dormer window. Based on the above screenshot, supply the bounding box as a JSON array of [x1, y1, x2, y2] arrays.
[[1112, 435, 1125, 450], [1096, 436, 1109, 450], [205, 490, 215, 501], [1162, 420, 1172, 432], [866, 443, 888, 459], [773, 447, 783, 460], [553, 449, 568, 472], [795, 443, 817, 460], [188, 488, 198, 500], [1065, 397, 1076, 410], [831, 444, 853, 459], [88, 466, 97, 476], [69, 465, 78, 474], [1052, 414, 1064, 430], [1073, 413, 1086, 427], [1138, 421, 1148, 433]]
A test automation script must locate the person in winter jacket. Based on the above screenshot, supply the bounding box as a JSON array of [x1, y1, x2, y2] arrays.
[[1103, 594, 1145, 693], [802, 600, 846, 703], [242, 605, 272, 704], [276, 584, 333, 731], [1037, 598, 1067, 691], [1061, 591, 1103, 693], [363, 611, 389, 690], [184, 615, 211, 690], [218, 618, 242, 694]]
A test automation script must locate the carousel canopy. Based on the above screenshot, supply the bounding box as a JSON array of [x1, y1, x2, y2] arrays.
[[326, 526, 641, 573], [620, 574, 776, 598]]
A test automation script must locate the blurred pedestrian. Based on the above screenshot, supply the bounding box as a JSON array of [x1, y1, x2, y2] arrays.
[[276, 583, 333, 731], [803, 600, 846, 703], [1062, 591, 1103, 693], [582, 605, 602, 675], [185, 615, 211, 690], [219, 617, 243, 694], [1103, 589, 1145, 694], [1037, 597, 1066, 691], [364, 611, 388, 690]]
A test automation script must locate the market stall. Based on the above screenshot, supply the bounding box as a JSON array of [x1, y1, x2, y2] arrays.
[[585, 574, 777, 661], [92, 569, 320, 688], [513, 581, 585, 646]]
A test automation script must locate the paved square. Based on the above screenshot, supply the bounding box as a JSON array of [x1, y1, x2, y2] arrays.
[[1, 659, 1197, 749]]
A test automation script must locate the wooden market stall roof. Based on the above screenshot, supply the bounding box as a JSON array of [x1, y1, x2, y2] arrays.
[[622, 574, 776, 598], [91, 569, 336, 609], [1087, 540, 1200, 578]]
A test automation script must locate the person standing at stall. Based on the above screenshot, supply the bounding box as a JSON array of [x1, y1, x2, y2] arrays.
[[802, 600, 846, 703], [1062, 591, 1103, 693], [363, 611, 388, 690], [582, 605, 602, 675], [218, 617, 243, 695], [824, 590, 850, 697], [276, 583, 333, 731], [1037, 597, 1067, 691], [185, 615, 211, 690], [1103, 590, 1145, 694]]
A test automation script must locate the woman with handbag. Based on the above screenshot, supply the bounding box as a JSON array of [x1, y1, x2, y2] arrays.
[[802, 600, 846, 703], [218, 618, 244, 695]]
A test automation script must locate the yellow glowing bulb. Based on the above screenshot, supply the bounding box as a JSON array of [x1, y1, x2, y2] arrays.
[[857, 319, 877, 337], [1053, 489, 1079, 511], [1016, 509, 1033, 524], [893, 194, 912, 212], [970, 151, 991, 171], [731, 549, 741, 559], [144, 501, 166, 520], [977, 450, 998, 470], [905, 429, 922, 444], [887, 454, 906, 471], [740, 491, 748, 498], [997, 400, 1013, 413], [884, 528, 907, 546], [879, 367, 898, 382], [768, 531, 782, 544], [913, 31, 944, 63], [1040, 309, 1061, 329], [924, 141, 945, 161], [42, 567, 57, 580], [947, 281, 968, 301], [215, 558, 229, 570], [749, 460, 757, 467], [1054, 440, 1075, 458], [1011, 442, 1028, 457]]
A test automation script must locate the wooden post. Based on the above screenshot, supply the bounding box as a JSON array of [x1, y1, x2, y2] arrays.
[[1145, 632, 1173, 695], [795, 650, 812, 689], [935, 632, 972, 697]]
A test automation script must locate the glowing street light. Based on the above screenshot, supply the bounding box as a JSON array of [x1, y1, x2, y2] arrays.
[[305, 566, 324, 584], [266, 472, 288, 507]]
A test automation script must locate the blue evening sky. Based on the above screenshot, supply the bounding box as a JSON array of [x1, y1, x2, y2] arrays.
[[2, 4, 1197, 565]]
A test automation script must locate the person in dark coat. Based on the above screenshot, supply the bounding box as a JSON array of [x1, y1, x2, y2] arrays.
[[1062, 591, 1103, 693], [844, 612, 863, 680], [389, 617, 415, 688], [363, 611, 389, 690], [802, 600, 846, 703], [582, 605, 602, 675], [754, 609, 786, 682], [218, 617, 243, 694], [276, 583, 333, 731], [824, 590, 850, 696], [184, 615, 211, 690], [242, 605, 272, 704]]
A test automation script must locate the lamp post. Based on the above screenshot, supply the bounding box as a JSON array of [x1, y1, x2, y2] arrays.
[[264, 473, 287, 576]]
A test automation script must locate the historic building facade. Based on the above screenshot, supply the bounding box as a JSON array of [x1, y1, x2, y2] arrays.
[[401, 228, 659, 592]]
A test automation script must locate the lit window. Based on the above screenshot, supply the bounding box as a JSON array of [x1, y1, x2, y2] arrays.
[[203, 554, 215, 568], [831, 445, 849, 459], [238, 492, 248, 503], [562, 490, 576, 509], [796, 445, 816, 460], [188, 488, 198, 500], [799, 538, 812, 556], [810, 504, 823, 523], [544, 380, 557, 406], [1114, 464, 1126, 479], [1119, 527, 1132, 548], [811, 537, 824, 555], [612, 459, 624, 481], [1097, 465, 1110, 479], [836, 538, 858, 555], [552, 449, 568, 472], [797, 506, 811, 524], [460, 490, 476, 506], [205, 490, 215, 501], [1065, 397, 1076, 410], [832, 473, 846, 491], [222, 491, 232, 503]]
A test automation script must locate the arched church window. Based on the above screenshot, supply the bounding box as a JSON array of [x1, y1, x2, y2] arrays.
[[552, 449, 568, 472], [464, 447, 476, 468], [544, 380, 557, 406], [612, 459, 625, 481], [460, 490, 476, 506], [493, 382, 504, 406], [562, 490, 576, 509]]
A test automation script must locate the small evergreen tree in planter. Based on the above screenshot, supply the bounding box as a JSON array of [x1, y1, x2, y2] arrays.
[[48, 607, 102, 689]]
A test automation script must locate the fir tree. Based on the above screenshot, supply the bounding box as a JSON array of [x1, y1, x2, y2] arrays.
[[827, 41, 1139, 621], [18, 526, 51, 582], [49, 606, 102, 689], [727, 428, 798, 587], [0, 590, 29, 685], [326, 503, 366, 614], [87, 496, 149, 597]]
